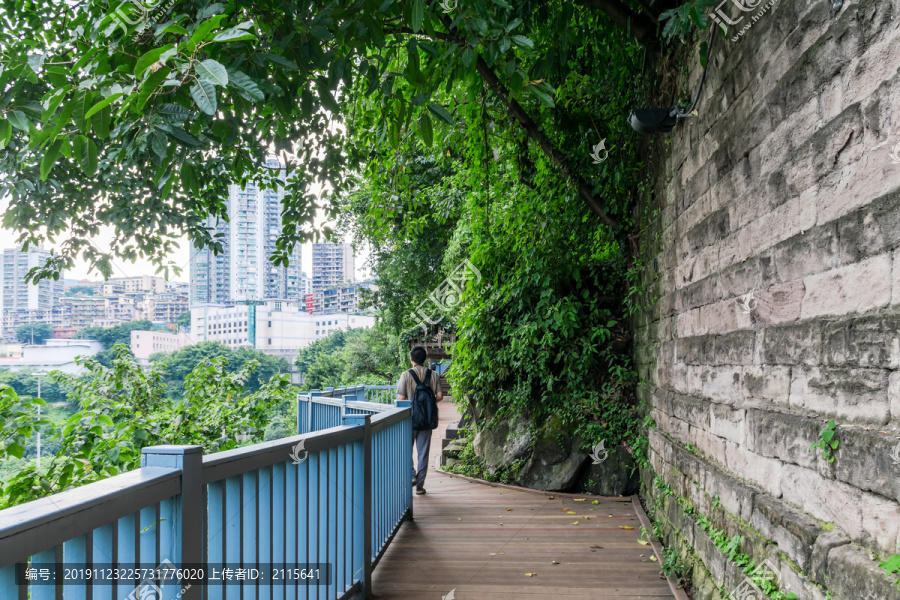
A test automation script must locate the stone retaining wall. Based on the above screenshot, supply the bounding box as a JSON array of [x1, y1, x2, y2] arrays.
[[635, 0, 900, 597]]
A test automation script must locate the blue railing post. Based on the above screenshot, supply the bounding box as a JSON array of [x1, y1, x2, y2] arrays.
[[396, 400, 413, 520], [342, 413, 372, 598], [141, 445, 204, 600]]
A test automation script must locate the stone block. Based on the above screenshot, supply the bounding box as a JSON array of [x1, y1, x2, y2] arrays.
[[809, 531, 851, 587], [677, 307, 703, 338], [752, 280, 805, 326], [826, 543, 900, 600], [700, 298, 752, 335], [670, 392, 712, 429], [690, 426, 729, 468], [781, 464, 900, 555], [701, 366, 743, 404], [761, 322, 822, 365], [745, 408, 819, 470], [676, 335, 712, 365], [800, 254, 891, 319], [712, 330, 756, 365], [709, 403, 746, 444], [836, 187, 900, 264], [789, 366, 890, 424], [770, 222, 840, 283], [741, 365, 792, 404], [750, 494, 822, 572], [716, 256, 765, 299], [725, 442, 783, 498], [833, 427, 900, 504], [822, 312, 900, 369], [891, 371, 900, 422], [693, 523, 727, 588], [680, 276, 720, 311]]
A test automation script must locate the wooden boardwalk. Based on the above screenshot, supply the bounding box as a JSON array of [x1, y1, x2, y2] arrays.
[[371, 400, 675, 599]]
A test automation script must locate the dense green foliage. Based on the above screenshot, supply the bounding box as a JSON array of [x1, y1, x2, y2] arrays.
[[176, 310, 191, 330], [150, 341, 290, 395], [0, 0, 670, 282], [0, 345, 294, 508], [296, 327, 407, 391], [0, 369, 72, 405], [15, 323, 53, 344], [340, 4, 650, 455]]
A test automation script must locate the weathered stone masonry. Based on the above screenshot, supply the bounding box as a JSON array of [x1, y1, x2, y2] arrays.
[[634, 0, 900, 598]]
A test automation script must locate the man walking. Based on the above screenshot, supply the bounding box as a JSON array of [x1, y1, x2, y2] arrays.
[[396, 346, 443, 495]]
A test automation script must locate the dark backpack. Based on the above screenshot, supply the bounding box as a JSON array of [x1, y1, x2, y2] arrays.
[[409, 368, 438, 430]]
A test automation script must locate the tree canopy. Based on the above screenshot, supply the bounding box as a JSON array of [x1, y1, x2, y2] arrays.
[[151, 341, 290, 395], [15, 323, 54, 345], [0, 0, 683, 282]]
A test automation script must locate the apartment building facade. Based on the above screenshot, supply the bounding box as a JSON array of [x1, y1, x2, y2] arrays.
[[311, 242, 355, 294], [189, 158, 303, 306], [0, 247, 65, 339]]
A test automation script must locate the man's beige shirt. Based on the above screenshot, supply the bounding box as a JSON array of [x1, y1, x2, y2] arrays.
[[397, 365, 441, 401]]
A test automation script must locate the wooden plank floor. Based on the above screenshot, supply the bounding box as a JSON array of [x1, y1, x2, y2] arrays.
[[371, 399, 673, 599]]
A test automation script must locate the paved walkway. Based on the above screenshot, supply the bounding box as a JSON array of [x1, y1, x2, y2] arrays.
[[370, 399, 674, 599]]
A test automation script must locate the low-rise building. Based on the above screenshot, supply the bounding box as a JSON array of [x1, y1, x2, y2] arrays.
[[0, 338, 103, 374], [130, 330, 194, 360], [191, 300, 375, 363]]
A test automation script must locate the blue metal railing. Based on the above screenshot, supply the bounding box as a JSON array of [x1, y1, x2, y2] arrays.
[[0, 392, 411, 600]]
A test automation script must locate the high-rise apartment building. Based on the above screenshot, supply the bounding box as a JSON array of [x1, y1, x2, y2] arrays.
[[1, 247, 64, 338], [311, 242, 355, 293], [189, 158, 303, 305]]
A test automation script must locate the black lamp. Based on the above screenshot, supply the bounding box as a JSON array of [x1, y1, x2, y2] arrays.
[[629, 31, 717, 135]]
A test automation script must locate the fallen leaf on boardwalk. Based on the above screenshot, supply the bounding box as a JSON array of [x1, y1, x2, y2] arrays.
[[608, 515, 613, 517], [457, 517, 462, 521], [498, 552, 505, 555], [592, 500, 599, 505], [571, 521, 580, 525], [548, 496, 555, 500], [638, 539, 649, 545], [506, 508, 513, 511], [566, 510, 577, 515], [490, 553, 497, 556], [619, 526, 634, 530], [561, 508, 569, 512], [551, 561, 559, 565], [574, 498, 585, 501], [525, 573, 536, 577], [650, 556, 658, 561]]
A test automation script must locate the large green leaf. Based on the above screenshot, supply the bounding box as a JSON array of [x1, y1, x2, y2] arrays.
[[135, 44, 176, 77], [40, 139, 64, 181], [195, 59, 229, 87], [190, 80, 217, 115], [427, 103, 453, 125]]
